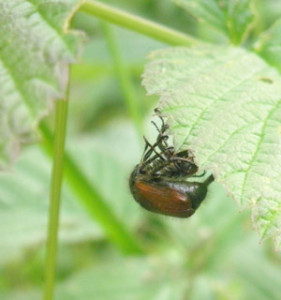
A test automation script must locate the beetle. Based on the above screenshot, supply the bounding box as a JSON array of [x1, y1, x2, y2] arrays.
[[129, 114, 214, 218]]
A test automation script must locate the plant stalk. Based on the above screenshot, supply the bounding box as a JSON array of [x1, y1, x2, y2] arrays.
[[101, 22, 143, 135], [43, 99, 69, 300], [80, 0, 201, 46], [40, 123, 144, 255]]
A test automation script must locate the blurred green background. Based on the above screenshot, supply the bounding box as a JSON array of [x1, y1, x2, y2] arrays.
[[1, 1, 281, 299]]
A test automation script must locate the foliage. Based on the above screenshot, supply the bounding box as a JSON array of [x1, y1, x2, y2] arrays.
[[1, 0, 281, 299], [174, 0, 256, 43], [0, 0, 81, 168], [143, 45, 281, 249]]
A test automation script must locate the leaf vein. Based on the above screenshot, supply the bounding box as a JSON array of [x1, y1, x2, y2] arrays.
[[178, 64, 268, 149], [240, 101, 281, 204]]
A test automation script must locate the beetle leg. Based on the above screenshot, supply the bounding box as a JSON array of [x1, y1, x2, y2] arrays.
[[191, 171, 206, 178], [142, 137, 166, 161]]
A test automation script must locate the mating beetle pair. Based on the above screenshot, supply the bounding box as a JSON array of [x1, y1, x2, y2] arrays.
[[129, 112, 214, 218]]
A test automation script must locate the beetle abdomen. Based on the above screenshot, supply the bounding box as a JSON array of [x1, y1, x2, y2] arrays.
[[131, 180, 195, 218]]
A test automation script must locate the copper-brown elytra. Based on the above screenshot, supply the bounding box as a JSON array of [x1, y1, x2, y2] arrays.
[[129, 112, 214, 218]]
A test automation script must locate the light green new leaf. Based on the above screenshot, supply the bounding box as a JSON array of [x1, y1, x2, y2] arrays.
[[0, 0, 81, 169], [254, 18, 281, 73], [143, 46, 281, 249], [174, 0, 255, 43]]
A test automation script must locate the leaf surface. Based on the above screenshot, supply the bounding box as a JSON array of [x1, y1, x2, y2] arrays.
[[0, 0, 81, 168], [174, 0, 255, 43], [0, 123, 143, 264], [143, 45, 281, 248], [254, 18, 281, 72], [0, 147, 101, 264], [55, 256, 187, 300]]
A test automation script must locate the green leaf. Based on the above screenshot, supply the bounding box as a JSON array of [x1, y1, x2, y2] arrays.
[[232, 238, 281, 300], [143, 45, 281, 249], [67, 127, 143, 228], [0, 0, 81, 169], [0, 147, 102, 265], [55, 256, 187, 300], [3, 178, 281, 299], [1, 290, 40, 300], [0, 122, 143, 264], [254, 18, 281, 72], [174, 0, 256, 43]]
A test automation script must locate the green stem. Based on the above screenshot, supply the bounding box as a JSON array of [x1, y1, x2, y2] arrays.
[[80, 0, 202, 46], [40, 123, 144, 255], [43, 99, 69, 300], [101, 22, 143, 135]]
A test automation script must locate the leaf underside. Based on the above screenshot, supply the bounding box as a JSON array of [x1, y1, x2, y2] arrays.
[[143, 45, 281, 249], [0, 0, 81, 169]]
